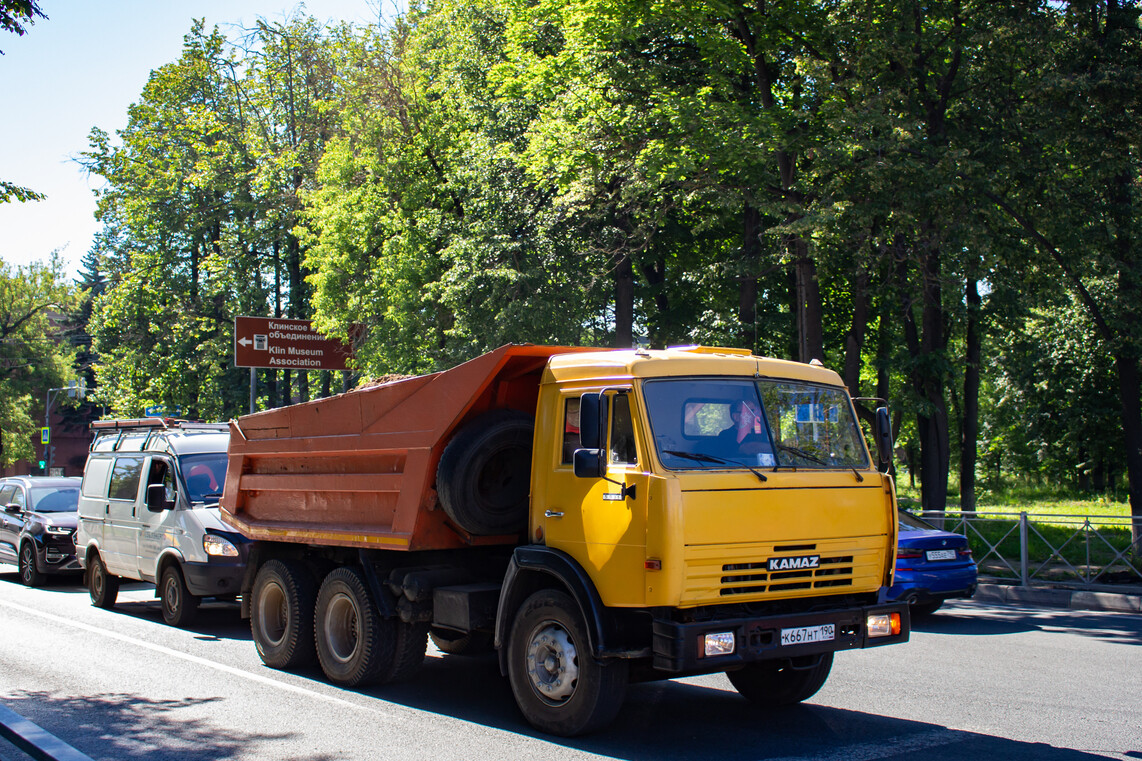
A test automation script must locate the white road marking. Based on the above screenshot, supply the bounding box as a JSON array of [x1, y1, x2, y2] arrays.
[[0, 598, 403, 720]]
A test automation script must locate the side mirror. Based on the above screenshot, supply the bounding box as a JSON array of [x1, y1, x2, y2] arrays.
[[573, 392, 610, 479], [875, 407, 893, 468], [146, 483, 175, 512], [4, 503, 21, 515]]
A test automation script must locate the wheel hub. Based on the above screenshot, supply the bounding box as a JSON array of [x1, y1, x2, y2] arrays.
[[525, 623, 579, 704], [324, 592, 360, 664]]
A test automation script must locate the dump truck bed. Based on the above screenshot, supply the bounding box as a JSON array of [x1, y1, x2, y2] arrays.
[[219, 345, 595, 551]]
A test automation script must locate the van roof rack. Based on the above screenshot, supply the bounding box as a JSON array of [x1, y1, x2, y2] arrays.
[[89, 418, 228, 452]]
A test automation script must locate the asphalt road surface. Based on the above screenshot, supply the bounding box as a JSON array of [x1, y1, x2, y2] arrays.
[[1, 568, 1139, 761]]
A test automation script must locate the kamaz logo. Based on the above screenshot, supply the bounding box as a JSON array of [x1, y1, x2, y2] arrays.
[[768, 555, 821, 572]]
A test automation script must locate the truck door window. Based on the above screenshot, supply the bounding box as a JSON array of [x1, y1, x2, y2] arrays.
[[609, 394, 638, 465], [108, 457, 144, 501], [561, 397, 581, 464]]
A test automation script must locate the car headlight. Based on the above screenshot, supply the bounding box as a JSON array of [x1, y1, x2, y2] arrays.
[[46, 526, 72, 535], [702, 631, 736, 657], [203, 533, 240, 557], [867, 612, 902, 637]]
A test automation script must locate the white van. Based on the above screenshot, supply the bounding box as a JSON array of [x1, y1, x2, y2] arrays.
[[75, 419, 248, 627]]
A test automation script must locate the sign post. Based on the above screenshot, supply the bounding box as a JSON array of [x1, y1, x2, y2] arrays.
[[234, 317, 361, 412]]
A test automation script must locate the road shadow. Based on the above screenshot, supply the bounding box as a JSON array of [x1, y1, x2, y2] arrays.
[[331, 652, 1129, 761], [2, 690, 338, 761], [914, 600, 1142, 646], [100, 597, 251, 641]]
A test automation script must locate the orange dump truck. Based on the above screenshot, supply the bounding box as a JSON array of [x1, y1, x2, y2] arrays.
[[220, 344, 909, 735]]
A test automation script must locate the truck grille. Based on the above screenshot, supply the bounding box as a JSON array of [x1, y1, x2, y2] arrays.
[[681, 538, 885, 605], [720, 553, 854, 596]]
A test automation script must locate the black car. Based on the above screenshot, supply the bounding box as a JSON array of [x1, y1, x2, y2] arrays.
[[0, 476, 83, 586]]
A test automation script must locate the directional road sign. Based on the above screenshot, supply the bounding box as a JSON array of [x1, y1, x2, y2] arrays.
[[234, 316, 358, 371]]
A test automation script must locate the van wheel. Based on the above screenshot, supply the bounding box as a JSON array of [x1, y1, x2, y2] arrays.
[[436, 410, 535, 535], [19, 543, 45, 587], [160, 565, 200, 627], [251, 559, 317, 669], [507, 589, 628, 736], [88, 553, 119, 609], [315, 567, 392, 687], [430, 627, 494, 656], [727, 652, 833, 706]]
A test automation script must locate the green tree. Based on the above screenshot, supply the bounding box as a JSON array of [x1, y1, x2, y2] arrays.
[[0, 254, 78, 466]]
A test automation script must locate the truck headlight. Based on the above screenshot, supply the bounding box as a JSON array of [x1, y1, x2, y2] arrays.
[[203, 533, 239, 557], [703, 631, 736, 657], [867, 612, 902, 637]]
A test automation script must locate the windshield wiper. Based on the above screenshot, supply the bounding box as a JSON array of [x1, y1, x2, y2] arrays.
[[775, 443, 827, 466], [663, 450, 767, 482]]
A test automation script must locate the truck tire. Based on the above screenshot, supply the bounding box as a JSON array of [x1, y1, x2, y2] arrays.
[[507, 589, 628, 736], [430, 627, 494, 656], [727, 652, 833, 707], [88, 552, 119, 609], [315, 567, 392, 687], [160, 565, 200, 628], [436, 410, 535, 535], [19, 543, 45, 587], [251, 559, 317, 669], [385, 621, 429, 682]]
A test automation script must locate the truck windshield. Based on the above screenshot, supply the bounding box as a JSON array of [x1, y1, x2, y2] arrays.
[[643, 378, 870, 471], [179, 453, 227, 503]]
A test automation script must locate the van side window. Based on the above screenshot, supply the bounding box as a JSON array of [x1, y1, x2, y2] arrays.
[[82, 458, 113, 498], [609, 394, 638, 465], [108, 457, 144, 501]]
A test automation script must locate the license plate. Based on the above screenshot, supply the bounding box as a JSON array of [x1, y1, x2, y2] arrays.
[[926, 549, 957, 561], [780, 624, 835, 646]]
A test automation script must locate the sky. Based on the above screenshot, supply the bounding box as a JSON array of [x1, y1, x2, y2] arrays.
[[0, 1, 387, 279]]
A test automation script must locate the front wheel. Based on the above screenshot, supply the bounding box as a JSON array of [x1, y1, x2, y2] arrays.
[[727, 652, 834, 707], [507, 589, 628, 737], [160, 565, 200, 627], [88, 553, 119, 609], [19, 543, 45, 587]]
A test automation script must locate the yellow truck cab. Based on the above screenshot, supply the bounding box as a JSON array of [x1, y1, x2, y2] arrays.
[[221, 344, 908, 736]]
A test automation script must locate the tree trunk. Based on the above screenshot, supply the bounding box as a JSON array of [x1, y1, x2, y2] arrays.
[[614, 253, 634, 348], [739, 204, 761, 350], [960, 278, 982, 513], [844, 269, 870, 397], [793, 239, 824, 363]]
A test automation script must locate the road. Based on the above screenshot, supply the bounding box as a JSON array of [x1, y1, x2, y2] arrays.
[[1, 568, 1139, 761]]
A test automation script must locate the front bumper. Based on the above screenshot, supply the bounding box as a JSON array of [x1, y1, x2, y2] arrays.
[[651, 602, 910, 674], [182, 558, 247, 597], [33, 536, 82, 575]]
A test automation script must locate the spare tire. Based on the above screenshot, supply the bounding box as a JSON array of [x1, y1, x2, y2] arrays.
[[436, 409, 535, 535]]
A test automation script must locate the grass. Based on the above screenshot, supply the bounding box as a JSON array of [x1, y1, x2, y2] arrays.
[[895, 480, 1140, 585]]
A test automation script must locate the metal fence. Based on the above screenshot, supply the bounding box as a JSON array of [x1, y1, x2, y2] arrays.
[[913, 510, 1142, 589]]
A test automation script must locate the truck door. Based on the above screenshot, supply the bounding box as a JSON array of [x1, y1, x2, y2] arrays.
[[539, 389, 649, 606]]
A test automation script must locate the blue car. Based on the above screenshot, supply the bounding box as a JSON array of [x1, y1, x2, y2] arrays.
[[888, 510, 978, 617]]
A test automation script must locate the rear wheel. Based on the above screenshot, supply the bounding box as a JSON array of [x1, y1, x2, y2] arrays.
[[250, 559, 317, 669], [386, 621, 429, 682], [507, 589, 628, 736], [19, 543, 45, 587], [727, 652, 834, 707], [430, 627, 494, 656], [314, 567, 391, 687], [88, 553, 119, 609], [160, 565, 200, 628]]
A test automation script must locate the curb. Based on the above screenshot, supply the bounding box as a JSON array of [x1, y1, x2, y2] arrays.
[[973, 582, 1142, 614], [0, 703, 95, 761]]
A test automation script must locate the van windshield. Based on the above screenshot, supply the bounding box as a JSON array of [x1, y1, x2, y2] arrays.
[[180, 453, 227, 503], [643, 378, 870, 471]]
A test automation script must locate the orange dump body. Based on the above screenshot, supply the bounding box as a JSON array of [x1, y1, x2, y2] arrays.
[[220, 345, 594, 551]]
